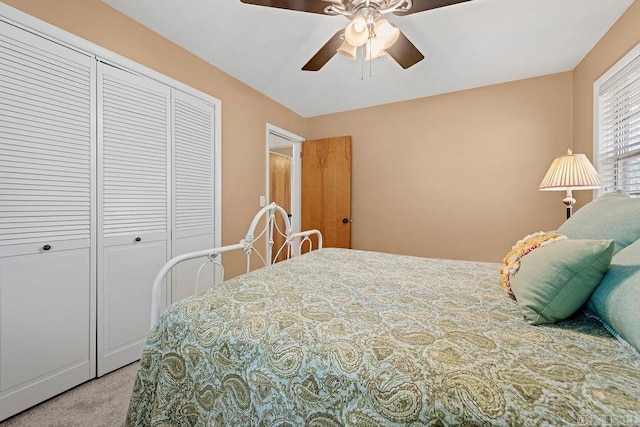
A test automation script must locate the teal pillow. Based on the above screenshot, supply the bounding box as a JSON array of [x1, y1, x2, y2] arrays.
[[510, 239, 614, 325], [588, 239, 640, 353], [558, 191, 640, 254]]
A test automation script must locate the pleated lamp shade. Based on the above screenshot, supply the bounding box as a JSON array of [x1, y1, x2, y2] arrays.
[[539, 150, 603, 191]]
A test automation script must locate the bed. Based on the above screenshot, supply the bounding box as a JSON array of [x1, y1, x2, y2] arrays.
[[126, 198, 640, 426]]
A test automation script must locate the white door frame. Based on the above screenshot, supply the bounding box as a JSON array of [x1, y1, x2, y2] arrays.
[[265, 124, 304, 257]]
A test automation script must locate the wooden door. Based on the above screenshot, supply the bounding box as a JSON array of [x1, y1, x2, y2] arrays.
[[270, 152, 292, 262], [302, 136, 352, 248]]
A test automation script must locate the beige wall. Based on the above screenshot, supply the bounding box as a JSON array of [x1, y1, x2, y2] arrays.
[[573, 0, 640, 206], [303, 0, 640, 263], [307, 73, 574, 262], [1, 0, 306, 277], [4, 0, 639, 270]]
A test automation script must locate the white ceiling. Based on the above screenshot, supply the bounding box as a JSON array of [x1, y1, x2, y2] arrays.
[[102, 0, 633, 118]]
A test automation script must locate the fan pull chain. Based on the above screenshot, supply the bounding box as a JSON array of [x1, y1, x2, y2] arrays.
[[368, 38, 374, 78], [360, 45, 364, 80]]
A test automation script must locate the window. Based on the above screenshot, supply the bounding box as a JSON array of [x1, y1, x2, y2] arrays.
[[594, 43, 640, 197]]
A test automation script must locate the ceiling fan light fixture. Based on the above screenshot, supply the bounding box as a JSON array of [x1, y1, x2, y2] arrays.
[[336, 39, 358, 60], [243, 0, 469, 72], [365, 37, 387, 61], [345, 15, 369, 47], [374, 18, 400, 49]]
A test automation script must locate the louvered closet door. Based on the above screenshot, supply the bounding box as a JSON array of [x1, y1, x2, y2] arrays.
[[97, 63, 170, 376], [0, 21, 95, 421], [172, 90, 216, 303]]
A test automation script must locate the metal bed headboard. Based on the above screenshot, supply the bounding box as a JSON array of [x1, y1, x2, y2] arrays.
[[150, 203, 322, 326]]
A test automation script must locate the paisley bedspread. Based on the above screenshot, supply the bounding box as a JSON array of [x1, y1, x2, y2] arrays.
[[126, 248, 640, 426]]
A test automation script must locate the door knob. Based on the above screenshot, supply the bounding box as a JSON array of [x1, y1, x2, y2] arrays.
[[342, 218, 350, 224]]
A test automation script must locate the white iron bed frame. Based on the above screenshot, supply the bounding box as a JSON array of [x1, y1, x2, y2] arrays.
[[150, 203, 322, 326]]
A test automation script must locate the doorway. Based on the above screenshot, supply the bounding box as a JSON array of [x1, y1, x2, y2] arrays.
[[266, 128, 353, 256], [266, 124, 303, 261]]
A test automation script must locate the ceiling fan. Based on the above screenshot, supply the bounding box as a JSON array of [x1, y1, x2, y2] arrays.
[[240, 0, 471, 71]]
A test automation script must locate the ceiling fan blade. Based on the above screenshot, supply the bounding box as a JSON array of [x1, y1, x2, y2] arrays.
[[394, 0, 471, 16], [386, 31, 425, 69], [302, 30, 343, 71], [240, 0, 330, 14]]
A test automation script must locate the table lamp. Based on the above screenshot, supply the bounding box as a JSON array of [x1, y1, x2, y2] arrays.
[[539, 149, 603, 219]]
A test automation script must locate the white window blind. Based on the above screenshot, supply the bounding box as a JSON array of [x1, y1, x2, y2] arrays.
[[0, 21, 93, 246], [596, 45, 640, 197]]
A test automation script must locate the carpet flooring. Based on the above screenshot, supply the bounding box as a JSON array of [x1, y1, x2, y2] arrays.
[[1, 362, 138, 427]]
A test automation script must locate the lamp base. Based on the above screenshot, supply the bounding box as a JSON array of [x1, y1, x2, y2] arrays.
[[562, 190, 576, 219]]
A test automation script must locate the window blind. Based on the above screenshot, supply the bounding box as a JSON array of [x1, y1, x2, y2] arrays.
[[597, 50, 640, 197]]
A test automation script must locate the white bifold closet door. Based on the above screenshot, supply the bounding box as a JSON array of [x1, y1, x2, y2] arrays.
[[97, 63, 170, 376], [171, 90, 216, 303], [0, 21, 96, 419]]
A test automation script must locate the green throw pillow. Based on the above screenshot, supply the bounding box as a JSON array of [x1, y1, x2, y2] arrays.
[[510, 239, 614, 325], [558, 191, 640, 254], [588, 239, 640, 353]]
